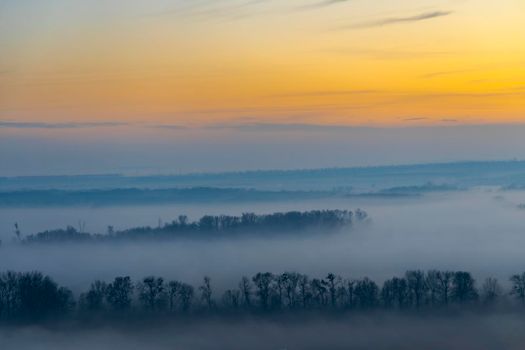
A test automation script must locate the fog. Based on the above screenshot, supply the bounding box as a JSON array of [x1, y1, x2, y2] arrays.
[[2, 313, 525, 350], [2, 189, 525, 292], [2, 172, 525, 349]]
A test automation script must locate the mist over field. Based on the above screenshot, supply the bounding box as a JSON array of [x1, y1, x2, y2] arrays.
[[3, 313, 525, 350], [2, 163, 525, 291], [2, 162, 525, 350]]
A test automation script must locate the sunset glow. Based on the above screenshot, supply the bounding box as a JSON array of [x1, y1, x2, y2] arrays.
[[2, 0, 524, 128]]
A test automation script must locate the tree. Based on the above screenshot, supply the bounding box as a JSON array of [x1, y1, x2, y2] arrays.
[[481, 277, 501, 305], [167, 281, 181, 312], [353, 278, 379, 309], [252, 273, 273, 310], [310, 278, 328, 308], [17, 272, 73, 321], [452, 272, 478, 303], [406, 270, 427, 309], [436, 271, 454, 306], [221, 289, 240, 310], [14, 223, 21, 241], [80, 280, 107, 312], [138, 276, 166, 312], [326, 273, 341, 308], [178, 283, 194, 312], [0, 272, 19, 319], [345, 280, 356, 309], [178, 215, 188, 227], [239, 276, 252, 308], [381, 279, 395, 309], [510, 273, 525, 304], [381, 277, 407, 309], [298, 274, 311, 309], [106, 276, 134, 311], [425, 270, 442, 306], [199, 276, 214, 310], [282, 272, 301, 309]]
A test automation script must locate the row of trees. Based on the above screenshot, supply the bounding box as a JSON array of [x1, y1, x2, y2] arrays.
[[2, 270, 525, 323], [22, 209, 367, 244]]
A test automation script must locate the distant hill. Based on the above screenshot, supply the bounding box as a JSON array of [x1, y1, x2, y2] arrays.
[[1, 160, 525, 192]]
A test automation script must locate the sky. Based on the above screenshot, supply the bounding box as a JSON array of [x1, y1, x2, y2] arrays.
[[1, 0, 525, 175]]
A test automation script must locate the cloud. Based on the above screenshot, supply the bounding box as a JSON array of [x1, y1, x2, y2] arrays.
[[323, 48, 454, 60], [146, 0, 270, 21], [144, 121, 367, 132], [295, 0, 349, 11], [403, 117, 428, 122], [420, 69, 480, 79], [341, 11, 452, 30], [0, 121, 127, 129], [220, 122, 335, 131], [269, 89, 379, 98], [151, 124, 188, 130]]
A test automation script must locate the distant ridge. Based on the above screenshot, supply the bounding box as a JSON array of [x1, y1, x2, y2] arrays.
[[1, 160, 524, 192], [1, 159, 523, 180]]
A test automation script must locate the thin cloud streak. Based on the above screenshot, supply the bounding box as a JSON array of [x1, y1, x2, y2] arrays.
[[420, 69, 480, 79], [0, 121, 128, 129], [269, 89, 380, 98], [340, 11, 452, 30], [323, 48, 454, 60], [294, 0, 349, 12], [166, 121, 489, 132], [145, 0, 270, 21]]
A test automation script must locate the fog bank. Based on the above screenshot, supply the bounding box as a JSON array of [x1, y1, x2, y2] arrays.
[[1, 190, 525, 292], [2, 313, 525, 350]]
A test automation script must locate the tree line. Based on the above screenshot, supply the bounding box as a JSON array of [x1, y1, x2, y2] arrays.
[[20, 209, 367, 244], [2, 270, 525, 323]]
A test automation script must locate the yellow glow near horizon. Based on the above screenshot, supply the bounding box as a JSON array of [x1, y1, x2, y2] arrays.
[[1, 0, 524, 127]]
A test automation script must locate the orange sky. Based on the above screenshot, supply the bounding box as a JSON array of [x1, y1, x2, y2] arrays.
[[1, 0, 524, 128]]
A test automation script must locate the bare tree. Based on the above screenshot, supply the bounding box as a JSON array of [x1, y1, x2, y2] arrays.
[[481, 277, 502, 305], [239, 276, 252, 308], [138, 276, 166, 312], [14, 223, 21, 241], [253, 272, 273, 310], [510, 273, 525, 304], [406, 270, 427, 309], [199, 276, 214, 310]]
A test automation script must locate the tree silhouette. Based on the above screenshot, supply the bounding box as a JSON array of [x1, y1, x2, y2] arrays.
[[252, 272, 273, 311], [138, 276, 166, 312], [2, 269, 525, 324], [80, 280, 107, 312], [510, 273, 525, 304], [199, 276, 214, 310], [452, 272, 478, 303], [106, 276, 134, 312]]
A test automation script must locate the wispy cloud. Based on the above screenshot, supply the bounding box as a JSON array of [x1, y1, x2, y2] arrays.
[[146, 0, 270, 21], [420, 69, 479, 79], [269, 89, 379, 98], [295, 0, 349, 12], [340, 11, 452, 30], [151, 124, 188, 130], [403, 117, 428, 122], [323, 48, 454, 60], [203, 122, 365, 132], [0, 121, 127, 129]]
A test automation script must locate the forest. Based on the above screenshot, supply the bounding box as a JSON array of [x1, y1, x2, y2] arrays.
[[1, 269, 525, 324], [18, 209, 367, 243]]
